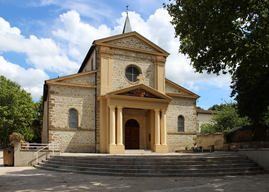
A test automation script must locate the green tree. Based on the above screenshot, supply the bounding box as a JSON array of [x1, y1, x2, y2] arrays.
[[196, 106, 204, 110], [200, 103, 250, 134], [35, 96, 43, 126], [165, 0, 269, 124], [231, 63, 269, 124], [0, 76, 36, 146], [31, 96, 43, 143], [208, 102, 237, 111]]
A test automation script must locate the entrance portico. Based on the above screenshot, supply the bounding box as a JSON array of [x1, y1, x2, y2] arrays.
[[98, 84, 172, 154]]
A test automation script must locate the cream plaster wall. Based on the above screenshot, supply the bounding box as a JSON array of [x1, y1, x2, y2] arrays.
[[197, 113, 214, 133], [111, 48, 155, 91]]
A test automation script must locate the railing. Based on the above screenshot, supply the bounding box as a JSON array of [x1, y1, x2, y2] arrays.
[[20, 143, 60, 164]]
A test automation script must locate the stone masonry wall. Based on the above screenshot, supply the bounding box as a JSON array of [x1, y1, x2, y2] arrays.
[[165, 83, 188, 96], [106, 36, 159, 53], [62, 73, 96, 85], [168, 135, 195, 152], [167, 97, 197, 152], [50, 130, 95, 153], [48, 84, 95, 152], [111, 48, 155, 91]]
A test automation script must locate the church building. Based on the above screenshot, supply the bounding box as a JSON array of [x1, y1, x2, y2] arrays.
[[41, 14, 200, 154]]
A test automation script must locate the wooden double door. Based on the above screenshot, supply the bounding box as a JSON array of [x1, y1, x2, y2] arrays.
[[125, 119, 139, 149]]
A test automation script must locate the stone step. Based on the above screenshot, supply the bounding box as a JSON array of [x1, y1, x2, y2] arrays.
[[49, 155, 249, 162], [34, 154, 265, 177], [34, 164, 265, 177], [47, 158, 251, 165], [41, 160, 258, 169], [125, 149, 153, 154], [38, 161, 262, 173]]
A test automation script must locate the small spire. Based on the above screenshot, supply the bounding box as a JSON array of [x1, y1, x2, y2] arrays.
[[122, 5, 132, 34]]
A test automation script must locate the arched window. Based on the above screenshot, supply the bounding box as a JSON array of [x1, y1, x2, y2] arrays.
[[69, 109, 78, 128], [178, 116, 184, 132]]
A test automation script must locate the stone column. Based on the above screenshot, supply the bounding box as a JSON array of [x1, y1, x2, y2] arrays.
[[161, 109, 167, 145], [117, 106, 123, 145], [109, 105, 116, 145], [154, 109, 160, 146]]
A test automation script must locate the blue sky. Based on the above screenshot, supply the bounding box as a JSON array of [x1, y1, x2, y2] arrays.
[[0, 0, 233, 109]]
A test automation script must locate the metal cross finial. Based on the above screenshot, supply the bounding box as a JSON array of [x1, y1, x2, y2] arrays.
[[126, 4, 129, 12]]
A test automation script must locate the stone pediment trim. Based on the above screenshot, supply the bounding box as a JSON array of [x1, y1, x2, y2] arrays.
[[108, 94, 170, 103], [46, 70, 97, 82], [93, 32, 169, 57], [46, 81, 96, 89], [46, 70, 97, 89], [105, 84, 172, 102], [165, 78, 200, 99]]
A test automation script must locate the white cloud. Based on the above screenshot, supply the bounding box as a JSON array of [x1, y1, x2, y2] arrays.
[[0, 56, 49, 100], [53, 10, 112, 63], [0, 17, 79, 74], [0, 7, 232, 102]]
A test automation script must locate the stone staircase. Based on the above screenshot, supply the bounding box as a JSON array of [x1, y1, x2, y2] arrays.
[[34, 152, 265, 177]]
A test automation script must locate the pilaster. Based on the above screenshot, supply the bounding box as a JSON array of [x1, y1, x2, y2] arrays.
[[154, 56, 166, 93], [99, 46, 113, 95]]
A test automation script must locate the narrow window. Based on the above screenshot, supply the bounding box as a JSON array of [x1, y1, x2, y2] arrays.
[[69, 109, 78, 128], [178, 116, 184, 132]]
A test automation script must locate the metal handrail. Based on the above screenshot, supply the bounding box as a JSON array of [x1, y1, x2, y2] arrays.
[[33, 142, 58, 164]]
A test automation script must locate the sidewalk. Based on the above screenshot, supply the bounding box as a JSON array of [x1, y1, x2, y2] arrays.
[[1, 150, 269, 192]]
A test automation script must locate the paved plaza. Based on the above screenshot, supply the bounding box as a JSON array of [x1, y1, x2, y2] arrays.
[[1, 150, 269, 192]]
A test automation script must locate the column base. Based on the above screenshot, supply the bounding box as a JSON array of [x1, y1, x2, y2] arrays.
[[154, 144, 169, 153], [108, 144, 125, 154]]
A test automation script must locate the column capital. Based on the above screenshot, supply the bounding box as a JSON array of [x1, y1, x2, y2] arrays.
[[109, 105, 116, 109], [154, 109, 160, 112], [117, 106, 123, 109], [161, 109, 167, 112]]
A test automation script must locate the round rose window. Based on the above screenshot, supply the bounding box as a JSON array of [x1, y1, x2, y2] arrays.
[[125, 66, 140, 82]]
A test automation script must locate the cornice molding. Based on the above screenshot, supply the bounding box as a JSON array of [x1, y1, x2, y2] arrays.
[[46, 70, 97, 83], [166, 93, 199, 99], [96, 42, 168, 57], [47, 82, 97, 89]]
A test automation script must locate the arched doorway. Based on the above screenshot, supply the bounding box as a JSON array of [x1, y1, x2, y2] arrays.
[[125, 119, 139, 149]]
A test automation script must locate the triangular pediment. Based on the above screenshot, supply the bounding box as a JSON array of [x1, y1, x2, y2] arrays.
[[106, 84, 172, 101], [119, 89, 162, 99], [94, 32, 169, 56], [165, 79, 200, 99], [45, 70, 97, 88], [46, 70, 96, 83]]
